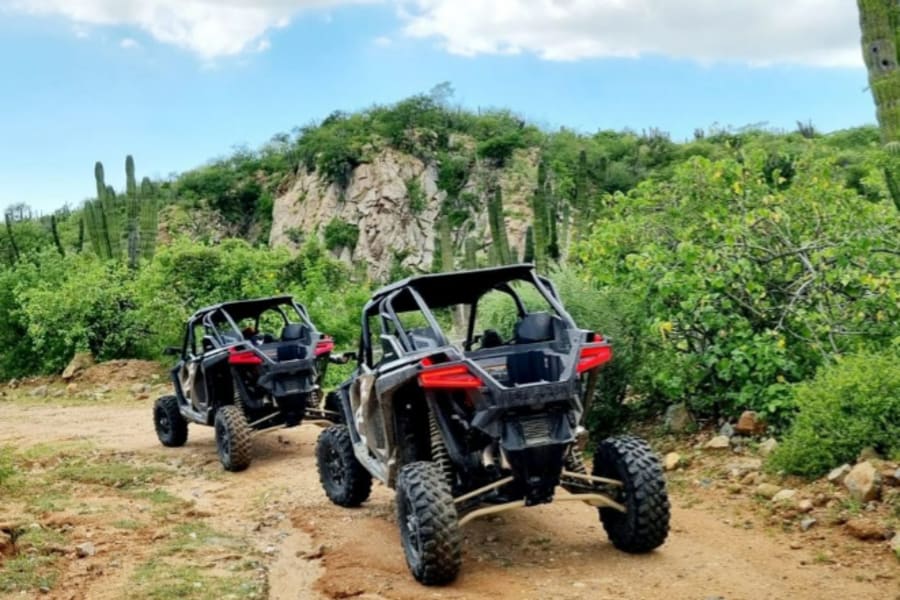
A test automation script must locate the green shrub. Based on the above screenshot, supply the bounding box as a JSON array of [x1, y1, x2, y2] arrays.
[[405, 178, 427, 214], [0, 446, 15, 487], [769, 350, 900, 477], [323, 218, 359, 252], [574, 149, 900, 422]]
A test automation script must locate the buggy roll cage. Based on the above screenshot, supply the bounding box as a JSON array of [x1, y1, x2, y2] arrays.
[[356, 264, 577, 366], [181, 296, 317, 360]]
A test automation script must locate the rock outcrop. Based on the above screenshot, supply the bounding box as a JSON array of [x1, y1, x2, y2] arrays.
[[269, 146, 540, 280]]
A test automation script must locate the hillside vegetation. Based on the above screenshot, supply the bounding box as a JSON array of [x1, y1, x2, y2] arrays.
[[2, 88, 898, 474]]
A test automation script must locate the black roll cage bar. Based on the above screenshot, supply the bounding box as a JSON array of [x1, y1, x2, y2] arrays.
[[357, 270, 576, 367], [182, 299, 315, 359]]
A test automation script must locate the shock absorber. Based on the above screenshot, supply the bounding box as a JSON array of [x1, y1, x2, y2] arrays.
[[428, 408, 454, 486]]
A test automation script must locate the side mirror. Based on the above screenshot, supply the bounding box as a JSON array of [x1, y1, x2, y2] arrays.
[[163, 346, 181, 357]]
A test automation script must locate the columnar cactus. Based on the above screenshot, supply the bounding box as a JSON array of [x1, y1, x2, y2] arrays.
[[50, 214, 65, 257], [439, 215, 454, 272], [531, 160, 549, 271], [487, 187, 511, 264], [857, 0, 900, 210], [84, 157, 159, 263], [464, 237, 478, 269]]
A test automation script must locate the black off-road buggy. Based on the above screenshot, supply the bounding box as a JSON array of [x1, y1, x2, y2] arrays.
[[315, 265, 670, 584], [153, 296, 344, 471]]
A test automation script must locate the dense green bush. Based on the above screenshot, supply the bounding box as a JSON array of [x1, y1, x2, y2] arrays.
[[323, 218, 360, 252], [769, 349, 900, 476], [0, 236, 369, 378], [574, 146, 899, 423]]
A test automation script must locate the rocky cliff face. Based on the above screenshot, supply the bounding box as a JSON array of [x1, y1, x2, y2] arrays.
[[269, 146, 540, 280]]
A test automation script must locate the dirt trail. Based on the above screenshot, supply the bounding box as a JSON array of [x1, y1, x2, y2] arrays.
[[1, 401, 897, 600]]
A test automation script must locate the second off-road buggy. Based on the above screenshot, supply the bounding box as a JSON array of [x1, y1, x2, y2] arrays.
[[153, 296, 345, 471], [315, 265, 670, 584]]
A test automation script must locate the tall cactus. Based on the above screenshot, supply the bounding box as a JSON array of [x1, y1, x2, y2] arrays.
[[76, 217, 84, 253], [487, 187, 511, 264], [50, 215, 65, 257], [464, 237, 478, 269], [125, 156, 140, 268], [531, 160, 549, 272], [4, 213, 19, 264], [523, 225, 535, 263], [139, 177, 158, 261], [439, 215, 454, 272], [84, 157, 158, 263], [857, 0, 900, 211]]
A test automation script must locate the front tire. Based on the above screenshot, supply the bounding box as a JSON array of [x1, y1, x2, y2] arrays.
[[153, 395, 188, 447], [593, 435, 670, 553], [214, 405, 252, 472], [396, 461, 461, 585], [316, 425, 372, 506]]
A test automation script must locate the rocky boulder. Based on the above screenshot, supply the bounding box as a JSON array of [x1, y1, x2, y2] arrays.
[[62, 352, 94, 380], [755, 483, 781, 499], [704, 436, 731, 450], [664, 403, 695, 433], [734, 410, 766, 436], [758, 438, 778, 457], [826, 464, 852, 485], [844, 518, 888, 541], [663, 452, 681, 471], [844, 461, 882, 503]]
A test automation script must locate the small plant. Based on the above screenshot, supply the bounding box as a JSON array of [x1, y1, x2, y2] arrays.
[[769, 350, 900, 477], [0, 446, 15, 487], [323, 218, 359, 252], [406, 178, 427, 214]]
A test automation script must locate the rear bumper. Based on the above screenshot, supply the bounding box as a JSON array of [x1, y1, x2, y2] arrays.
[[256, 358, 317, 397]]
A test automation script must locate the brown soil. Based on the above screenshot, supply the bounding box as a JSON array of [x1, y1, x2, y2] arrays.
[[0, 371, 897, 599]]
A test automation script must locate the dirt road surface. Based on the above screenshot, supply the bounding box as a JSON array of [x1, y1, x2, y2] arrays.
[[1, 400, 897, 600]]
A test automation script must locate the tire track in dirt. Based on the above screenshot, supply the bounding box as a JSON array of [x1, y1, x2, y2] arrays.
[[1, 402, 897, 600]]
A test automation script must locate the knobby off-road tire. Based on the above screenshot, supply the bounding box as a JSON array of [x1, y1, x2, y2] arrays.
[[316, 425, 372, 507], [593, 435, 670, 553], [395, 461, 462, 585], [214, 405, 252, 472], [153, 395, 188, 447]]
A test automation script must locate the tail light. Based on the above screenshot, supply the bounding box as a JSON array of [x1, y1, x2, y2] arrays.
[[577, 333, 613, 374], [228, 347, 263, 365], [315, 337, 335, 357], [418, 358, 483, 390]]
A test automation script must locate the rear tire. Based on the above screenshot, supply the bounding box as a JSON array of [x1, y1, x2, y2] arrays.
[[396, 461, 461, 585], [592, 435, 670, 553], [153, 395, 188, 447], [316, 425, 372, 506], [215, 405, 252, 472]]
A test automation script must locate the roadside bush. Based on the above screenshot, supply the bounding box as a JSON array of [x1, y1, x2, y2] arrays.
[[573, 149, 900, 423], [769, 350, 900, 476], [16, 252, 144, 372], [550, 268, 647, 435]]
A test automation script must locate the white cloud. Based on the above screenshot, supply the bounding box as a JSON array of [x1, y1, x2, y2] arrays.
[[119, 37, 138, 49], [2, 0, 865, 67], [400, 0, 863, 68], [4, 0, 370, 59], [256, 38, 272, 52], [373, 35, 392, 47]]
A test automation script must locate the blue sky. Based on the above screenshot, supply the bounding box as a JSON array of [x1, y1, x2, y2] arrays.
[[0, 0, 875, 213]]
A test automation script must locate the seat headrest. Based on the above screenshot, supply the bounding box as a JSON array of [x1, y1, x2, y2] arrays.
[[281, 323, 310, 343], [514, 312, 556, 344]]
